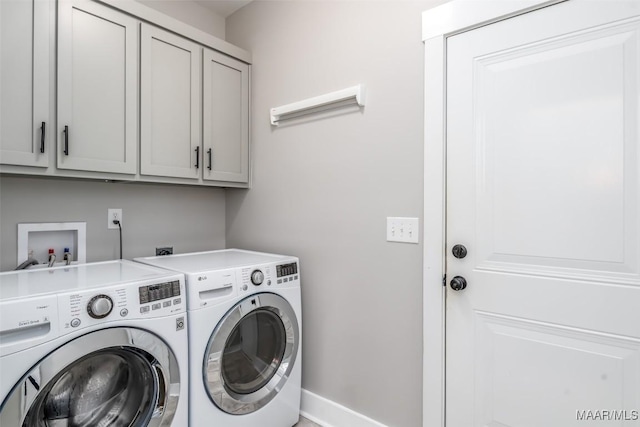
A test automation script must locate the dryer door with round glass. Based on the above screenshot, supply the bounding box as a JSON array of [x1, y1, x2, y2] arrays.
[[204, 293, 299, 414], [0, 327, 181, 427]]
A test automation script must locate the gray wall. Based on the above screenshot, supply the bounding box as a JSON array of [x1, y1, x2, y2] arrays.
[[225, 2, 444, 426], [0, 177, 226, 271]]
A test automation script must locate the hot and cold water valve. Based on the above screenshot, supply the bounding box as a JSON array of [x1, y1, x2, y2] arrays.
[[17, 222, 86, 269], [45, 248, 73, 267]]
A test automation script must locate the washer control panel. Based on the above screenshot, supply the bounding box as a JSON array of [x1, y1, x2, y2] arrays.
[[58, 276, 185, 332], [138, 280, 183, 315], [139, 280, 181, 304]]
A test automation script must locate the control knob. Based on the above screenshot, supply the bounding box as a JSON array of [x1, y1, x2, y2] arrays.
[[250, 270, 264, 286], [87, 295, 113, 319]]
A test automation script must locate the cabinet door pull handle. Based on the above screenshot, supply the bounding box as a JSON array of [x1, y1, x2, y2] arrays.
[[207, 148, 212, 171], [40, 122, 46, 153], [194, 146, 200, 169], [63, 126, 69, 155]]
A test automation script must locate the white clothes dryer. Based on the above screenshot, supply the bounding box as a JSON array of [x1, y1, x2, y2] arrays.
[[0, 260, 189, 427], [135, 249, 302, 427]]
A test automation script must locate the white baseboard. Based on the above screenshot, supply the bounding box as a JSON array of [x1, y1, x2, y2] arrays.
[[300, 389, 388, 427]]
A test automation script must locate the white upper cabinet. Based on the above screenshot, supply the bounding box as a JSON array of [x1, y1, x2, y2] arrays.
[[140, 24, 202, 179], [1, 0, 250, 186], [0, 0, 52, 167], [57, 0, 138, 174], [203, 49, 249, 183]]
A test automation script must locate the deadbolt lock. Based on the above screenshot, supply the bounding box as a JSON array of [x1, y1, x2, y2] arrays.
[[452, 244, 467, 259]]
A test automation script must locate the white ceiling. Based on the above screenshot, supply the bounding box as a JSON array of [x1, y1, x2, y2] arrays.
[[195, 0, 253, 18]]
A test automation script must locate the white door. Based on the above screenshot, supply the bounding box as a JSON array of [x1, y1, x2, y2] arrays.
[[0, 0, 51, 167], [203, 48, 249, 183], [446, 2, 640, 426], [57, 0, 138, 174], [140, 24, 201, 180]]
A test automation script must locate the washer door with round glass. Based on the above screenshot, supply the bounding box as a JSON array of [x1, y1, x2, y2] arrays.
[[204, 293, 299, 415], [0, 327, 181, 427]]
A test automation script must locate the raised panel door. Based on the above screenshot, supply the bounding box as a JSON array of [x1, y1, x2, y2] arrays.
[[446, 2, 640, 426]]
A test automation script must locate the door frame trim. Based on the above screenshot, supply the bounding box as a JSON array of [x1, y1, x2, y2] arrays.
[[421, 1, 567, 426]]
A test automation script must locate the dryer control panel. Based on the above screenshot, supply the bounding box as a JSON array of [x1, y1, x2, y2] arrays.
[[238, 260, 300, 295], [275, 262, 299, 285]]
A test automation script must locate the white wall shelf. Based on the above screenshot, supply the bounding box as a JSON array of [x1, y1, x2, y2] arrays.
[[270, 85, 365, 125]]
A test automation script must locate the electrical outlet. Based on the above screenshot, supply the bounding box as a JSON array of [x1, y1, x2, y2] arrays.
[[108, 209, 122, 229], [156, 247, 173, 256], [387, 217, 419, 243]]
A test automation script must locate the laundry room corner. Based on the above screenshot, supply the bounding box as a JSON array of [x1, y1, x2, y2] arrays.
[[224, 1, 447, 426]]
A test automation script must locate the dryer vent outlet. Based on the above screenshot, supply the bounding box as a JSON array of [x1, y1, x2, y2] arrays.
[[156, 247, 173, 256]]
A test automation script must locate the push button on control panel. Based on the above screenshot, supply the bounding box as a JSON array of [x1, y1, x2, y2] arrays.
[[140, 306, 150, 314], [70, 318, 81, 328]]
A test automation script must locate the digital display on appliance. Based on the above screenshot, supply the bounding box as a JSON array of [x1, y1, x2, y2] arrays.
[[139, 280, 181, 304], [276, 262, 298, 278]]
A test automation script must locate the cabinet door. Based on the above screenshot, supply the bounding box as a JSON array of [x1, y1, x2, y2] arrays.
[[141, 24, 201, 179], [0, 0, 52, 167], [203, 49, 249, 183], [57, 0, 138, 174]]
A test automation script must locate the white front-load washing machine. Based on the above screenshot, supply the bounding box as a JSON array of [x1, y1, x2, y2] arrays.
[[135, 249, 302, 427], [0, 260, 189, 427]]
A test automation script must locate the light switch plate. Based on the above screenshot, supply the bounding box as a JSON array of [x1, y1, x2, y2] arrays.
[[387, 217, 419, 244]]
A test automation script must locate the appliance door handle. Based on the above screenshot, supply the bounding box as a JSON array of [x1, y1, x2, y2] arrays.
[[63, 126, 69, 155], [151, 363, 167, 418], [207, 148, 212, 171], [40, 122, 46, 153], [194, 146, 200, 169]]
